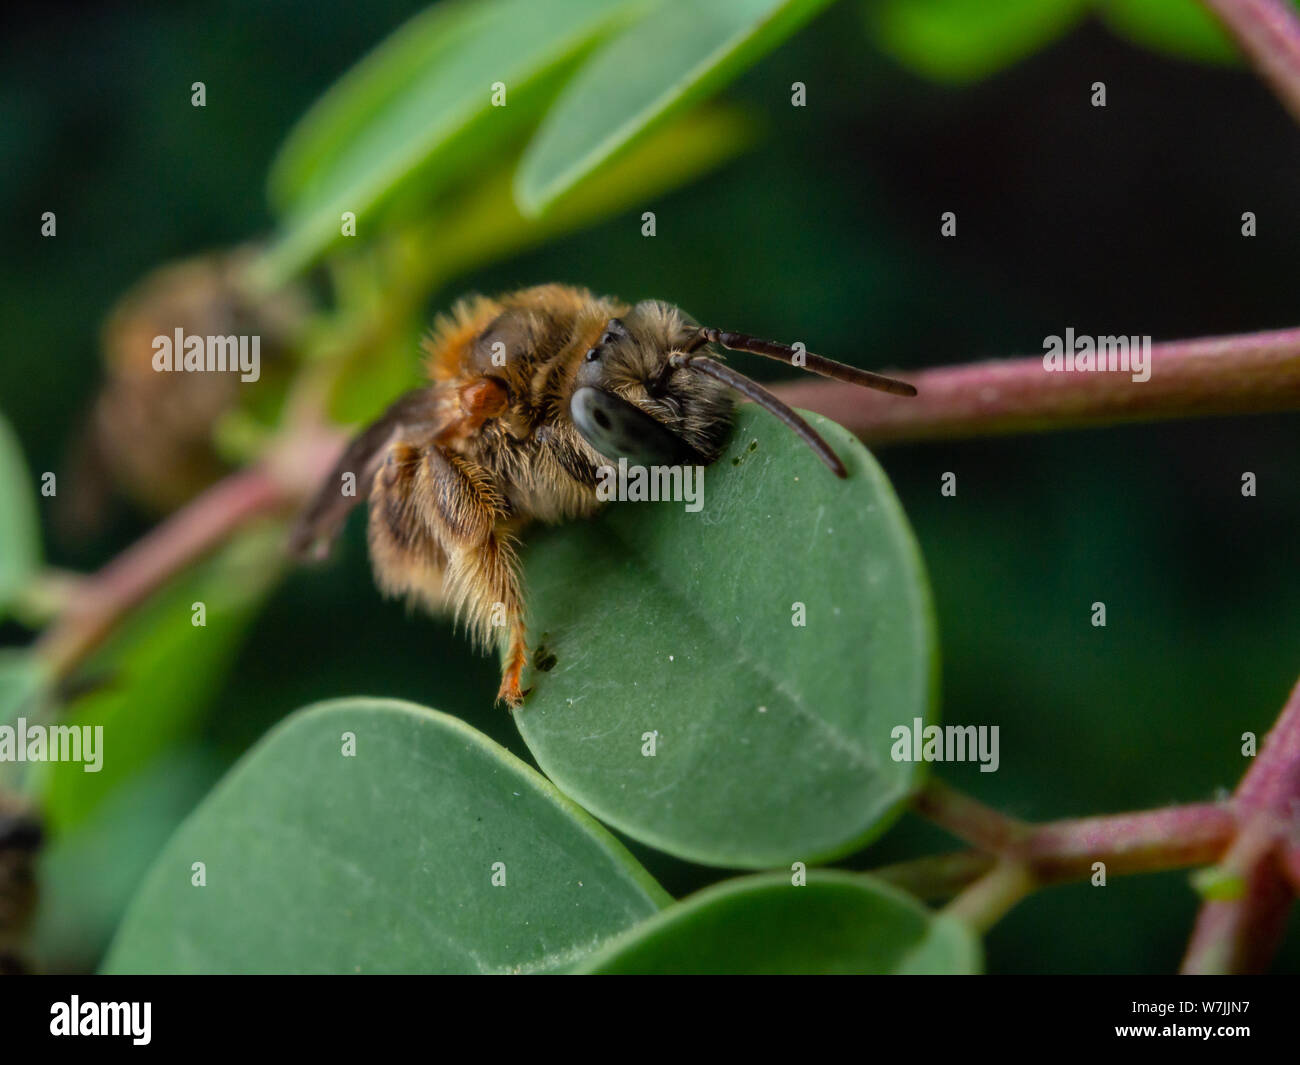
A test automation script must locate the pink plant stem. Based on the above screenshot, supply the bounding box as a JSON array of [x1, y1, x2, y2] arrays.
[[770, 326, 1300, 445], [907, 785, 1238, 896], [34, 467, 289, 677], [1200, 0, 1300, 124], [912, 779, 1030, 852], [1026, 805, 1238, 882], [1182, 676, 1300, 973]]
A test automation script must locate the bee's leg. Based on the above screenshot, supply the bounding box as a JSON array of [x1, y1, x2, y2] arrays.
[[446, 529, 529, 711], [373, 442, 530, 708], [367, 441, 451, 613], [428, 449, 530, 708]]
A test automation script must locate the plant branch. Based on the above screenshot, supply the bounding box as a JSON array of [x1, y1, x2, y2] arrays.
[[770, 325, 1300, 445], [34, 467, 290, 678], [890, 796, 1238, 901], [1200, 0, 1300, 124], [1181, 675, 1300, 973], [906, 673, 1300, 965], [943, 860, 1035, 934], [912, 778, 1030, 852], [872, 850, 996, 901], [1024, 804, 1240, 883]]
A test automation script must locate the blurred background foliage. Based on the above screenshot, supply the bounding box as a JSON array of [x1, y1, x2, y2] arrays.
[[2, 0, 1298, 972]]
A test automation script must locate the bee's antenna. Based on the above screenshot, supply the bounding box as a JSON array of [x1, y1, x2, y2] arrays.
[[690, 327, 917, 397], [669, 354, 848, 478]]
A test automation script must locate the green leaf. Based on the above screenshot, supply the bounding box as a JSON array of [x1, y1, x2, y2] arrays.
[[0, 409, 40, 620], [38, 526, 283, 833], [102, 698, 669, 974], [515, 406, 938, 868], [0, 651, 49, 731], [33, 745, 223, 972], [867, 0, 1087, 85], [515, 0, 834, 215], [267, 0, 488, 207], [415, 102, 756, 290], [1098, 0, 1240, 65], [257, 0, 637, 284], [577, 871, 981, 974], [325, 314, 427, 427]]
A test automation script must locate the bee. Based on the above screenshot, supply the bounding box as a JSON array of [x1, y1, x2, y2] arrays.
[[290, 284, 915, 707]]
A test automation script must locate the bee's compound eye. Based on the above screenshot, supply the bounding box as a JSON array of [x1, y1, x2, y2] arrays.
[[570, 386, 701, 467]]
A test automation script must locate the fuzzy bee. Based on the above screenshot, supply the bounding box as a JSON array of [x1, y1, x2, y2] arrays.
[[290, 284, 915, 707]]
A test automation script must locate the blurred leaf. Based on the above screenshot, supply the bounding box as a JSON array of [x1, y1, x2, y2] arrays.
[[866, 0, 1087, 85], [418, 104, 756, 284], [258, 0, 638, 284], [515, 407, 937, 868], [32, 745, 223, 972], [1098, 0, 1240, 65], [515, 0, 834, 215], [0, 409, 40, 620], [0, 650, 50, 731], [37, 525, 284, 834], [103, 698, 669, 974], [325, 315, 426, 427], [267, 0, 486, 206], [467, 103, 755, 260], [578, 871, 981, 973]]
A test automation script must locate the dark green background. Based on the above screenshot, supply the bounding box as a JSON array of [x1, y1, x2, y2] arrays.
[[3, 0, 1297, 973]]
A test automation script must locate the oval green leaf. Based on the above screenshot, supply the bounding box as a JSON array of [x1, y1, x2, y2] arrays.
[[258, 0, 636, 283], [0, 410, 40, 620], [515, 406, 937, 868], [103, 698, 669, 974], [577, 871, 981, 974], [515, 0, 834, 216]]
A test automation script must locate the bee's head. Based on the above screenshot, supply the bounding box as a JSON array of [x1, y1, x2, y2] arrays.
[[569, 300, 732, 467], [569, 299, 917, 477]]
